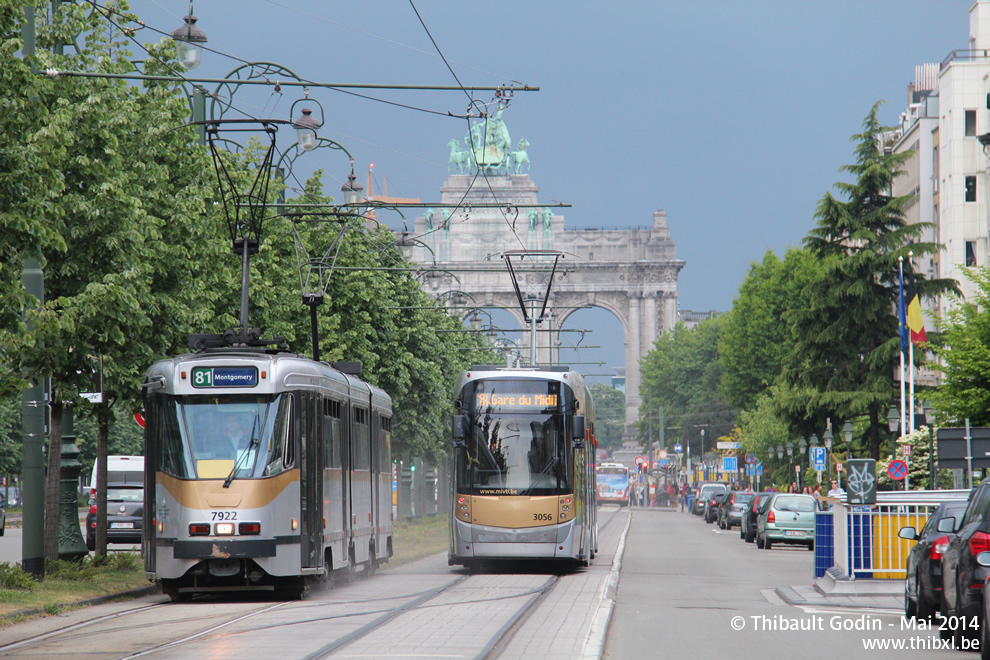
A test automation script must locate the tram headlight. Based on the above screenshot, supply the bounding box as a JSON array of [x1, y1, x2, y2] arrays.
[[215, 522, 235, 536], [562, 506, 569, 512]]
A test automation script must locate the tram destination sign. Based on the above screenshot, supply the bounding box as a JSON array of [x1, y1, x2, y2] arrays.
[[191, 366, 259, 388], [476, 392, 558, 409]]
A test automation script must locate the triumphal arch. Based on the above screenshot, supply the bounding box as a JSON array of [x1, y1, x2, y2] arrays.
[[397, 110, 684, 436]]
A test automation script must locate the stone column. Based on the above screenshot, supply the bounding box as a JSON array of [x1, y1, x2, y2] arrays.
[[663, 292, 678, 333], [643, 293, 657, 355], [624, 295, 642, 440]]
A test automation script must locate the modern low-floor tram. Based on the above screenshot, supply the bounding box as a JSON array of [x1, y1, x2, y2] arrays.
[[449, 365, 598, 569], [142, 346, 392, 599]]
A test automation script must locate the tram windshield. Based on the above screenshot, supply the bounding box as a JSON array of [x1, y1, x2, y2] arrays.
[[157, 394, 290, 480], [456, 379, 573, 496]]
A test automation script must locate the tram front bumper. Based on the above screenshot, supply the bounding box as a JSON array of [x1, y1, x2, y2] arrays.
[[452, 519, 575, 559]]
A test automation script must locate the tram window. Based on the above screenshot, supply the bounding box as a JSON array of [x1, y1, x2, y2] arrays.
[[323, 400, 341, 468], [380, 417, 392, 471], [353, 407, 369, 470], [159, 399, 190, 478], [265, 394, 291, 476]]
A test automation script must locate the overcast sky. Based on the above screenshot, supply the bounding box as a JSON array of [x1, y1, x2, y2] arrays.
[[129, 1, 974, 383]]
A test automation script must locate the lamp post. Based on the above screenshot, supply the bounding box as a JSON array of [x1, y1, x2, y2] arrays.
[[786, 440, 794, 490], [923, 401, 936, 490], [887, 405, 900, 453], [776, 445, 784, 489], [700, 429, 706, 480], [798, 437, 807, 488], [822, 427, 832, 484], [810, 434, 819, 484]]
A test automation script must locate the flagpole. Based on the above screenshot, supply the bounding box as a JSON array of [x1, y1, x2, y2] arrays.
[[908, 251, 916, 436], [899, 256, 906, 453]]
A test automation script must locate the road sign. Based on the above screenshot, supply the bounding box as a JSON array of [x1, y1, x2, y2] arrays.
[[723, 457, 738, 472], [658, 449, 668, 460], [836, 462, 844, 472], [846, 459, 877, 504], [717, 441, 741, 450], [810, 447, 827, 471], [756, 464, 763, 475], [674, 444, 682, 454], [901, 444, 911, 457], [889, 460, 908, 481], [635, 455, 647, 466], [745, 454, 756, 465], [724, 449, 734, 457]]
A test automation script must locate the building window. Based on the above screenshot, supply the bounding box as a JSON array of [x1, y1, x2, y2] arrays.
[[966, 176, 977, 202], [966, 241, 978, 267], [966, 109, 977, 137], [932, 145, 939, 194]]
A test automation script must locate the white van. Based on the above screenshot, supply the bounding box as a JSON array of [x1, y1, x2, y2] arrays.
[[89, 455, 144, 494]]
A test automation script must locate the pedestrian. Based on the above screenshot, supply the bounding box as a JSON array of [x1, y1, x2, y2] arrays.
[[827, 479, 845, 498], [680, 481, 690, 512]]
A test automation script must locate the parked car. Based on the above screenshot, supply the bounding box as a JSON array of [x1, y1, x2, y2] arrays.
[[704, 490, 729, 524], [692, 483, 727, 516], [899, 500, 968, 621], [86, 483, 143, 551], [741, 493, 772, 543], [718, 491, 754, 530], [1, 487, 21, 508], [938, 481, 990, 644], [756, 493, 816, 550]]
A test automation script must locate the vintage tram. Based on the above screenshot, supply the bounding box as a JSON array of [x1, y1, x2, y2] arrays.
[[448, 364, 598, 568], [142, 344, 392, 599]]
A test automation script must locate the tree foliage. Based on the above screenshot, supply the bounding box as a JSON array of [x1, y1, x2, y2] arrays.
[[929, 268, 990, 425], [639, 317, 734, 457], [781, 102, 957, 459], [719, 248, 823, 412]]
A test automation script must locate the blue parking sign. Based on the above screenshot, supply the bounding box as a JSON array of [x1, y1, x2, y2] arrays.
[[810, 447, 827, 471]]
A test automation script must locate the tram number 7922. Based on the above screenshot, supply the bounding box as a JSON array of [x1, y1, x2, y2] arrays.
[[533, 513, 553, 521], [211, 511, 237, 521]]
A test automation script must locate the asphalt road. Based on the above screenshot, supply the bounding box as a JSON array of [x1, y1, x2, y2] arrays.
[[604, 507, 958, 659]]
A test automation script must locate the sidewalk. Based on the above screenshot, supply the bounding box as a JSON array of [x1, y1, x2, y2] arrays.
[[775, 577, 902, 610]]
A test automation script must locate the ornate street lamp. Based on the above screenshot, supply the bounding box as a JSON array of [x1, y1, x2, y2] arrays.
[[341, 162, 364, 206], [293, 107, 320, 151], [171, 14, 208, 71], [470, 313, 482, 332]]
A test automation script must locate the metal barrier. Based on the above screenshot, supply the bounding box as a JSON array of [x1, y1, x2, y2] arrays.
[[820, 490, 969, 580]]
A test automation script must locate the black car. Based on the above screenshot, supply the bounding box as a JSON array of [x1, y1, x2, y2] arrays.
[[741, 493, 771, 542], [704, 490, 728, 524], [939, 481, 990, 644], [692, 483, 727, 516], [86, 483, 143, 551], [718, 491, 754, 530], [899, 500, 968, 621]]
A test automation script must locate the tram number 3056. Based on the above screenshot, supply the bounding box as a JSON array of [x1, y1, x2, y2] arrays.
[[533, 513, 553, 521], [211, 511, 238, 521]]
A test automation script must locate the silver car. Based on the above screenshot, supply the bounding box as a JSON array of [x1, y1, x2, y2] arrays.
[[756, 493, 817, 550]]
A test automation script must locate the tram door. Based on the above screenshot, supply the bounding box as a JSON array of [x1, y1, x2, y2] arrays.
[[299, 394, 321, 568], [142, 393, 158, 574]]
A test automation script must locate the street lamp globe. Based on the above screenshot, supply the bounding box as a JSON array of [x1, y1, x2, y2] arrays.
[[843, 421, 854, 445], [887, 406, 900, 434], [786, 440, 793, 457], [470, 313, 482, 332], [293, 108, 320, 151], [823, 428, 833, 451], [776, 445, 784, 460], [341, 168, 363, 206], [799, 437, 808, 455], [171, 15, 207, 71]]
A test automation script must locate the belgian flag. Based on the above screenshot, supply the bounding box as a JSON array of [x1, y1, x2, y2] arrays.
[[903, 269, 926, 347]]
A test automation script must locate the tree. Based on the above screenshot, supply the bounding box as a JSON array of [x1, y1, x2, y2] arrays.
[[589, 383, 624, 452], [929, 268, 990, 424], [782, 102, 957, 459], [719, 248, 823, 412], [639, 316, 735, 458], [0, 1, 222, 558]]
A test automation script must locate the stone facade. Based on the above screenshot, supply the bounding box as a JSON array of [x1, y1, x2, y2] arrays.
[[400, 173, 683, 438]]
